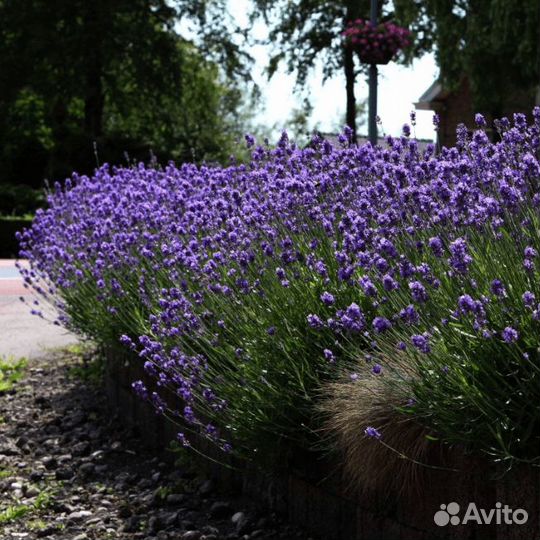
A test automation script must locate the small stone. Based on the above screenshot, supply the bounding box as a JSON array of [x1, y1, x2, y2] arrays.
[[43, 457, 58, 470], [160, 511, 178, 527], [34, 395, 50, 407], [29, 470, 44, 482], [72, 534, 89, 540], [37, 525, 58, 537], [10, 481, 23, 491], [148, 515, 161, 533], [72, 441, 91, 456], [182, 532, 202, 540], [55, 467, 74, 480], [255, 518, 269, 529], [232, 512, 251, 535], [79, 463, 95, 476], [90, 449, 106, 462], [251, 531, 265, 538], [231, 512, 245, 525], [118, 505, 132, 518], [209, 501, 232, 519], [67, 510, 93, 521], [179, 519, 195, 531], [202, 526, 220, 536], [198, 479, 213, 496], [0, 437, 20, 456], [122, 515, 140, 533], [15, 436, 29, 448], [166, 493, 186, 505], [25, 485, 40, 497]]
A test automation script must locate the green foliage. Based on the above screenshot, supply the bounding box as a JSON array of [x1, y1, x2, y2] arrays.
[[0, 216, 33, 258], [249, 1, 423, 138], [58, 225, 372, 458], [0, 184, 44, 216], [0, 357, 27, 394], [0, 0, 253, 188], [360, 205, 540, 464], [394, 0, 540, 112], [0, 489, 53, 525], [66, 345, 104, 386]]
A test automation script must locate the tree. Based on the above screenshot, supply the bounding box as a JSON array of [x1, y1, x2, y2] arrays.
[[250, 1, 419, 141], [0, 0, 253, 189], [393, 0, 540, 116]]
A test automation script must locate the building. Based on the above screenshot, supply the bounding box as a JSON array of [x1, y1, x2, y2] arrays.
[[415, 78, 538, 148]]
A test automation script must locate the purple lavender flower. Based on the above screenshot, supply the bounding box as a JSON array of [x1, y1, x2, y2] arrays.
[[323, 349, 335, 363], [458, 294, 476, 313], [449, 238, 472, 274], [320, 291, 335, 306], [340, 302, 366, 332], [490, 279, 506, 297], [307, 314, 324, 329], [524, 246, 537, 258], [428, 236, 444, 257], [359, 276, 378, 297], [409, 281, 428, 303], [501, 327, 519, 343], [372, 316, 392, 333], [523, 291, 535, 307], [411, 333, 431, 353], [364, 426, 382, 439], [371, 363, 382, 374], [382, 274, 398, 291], [400, 304, 419, 324], [475, 113, 487, 127]]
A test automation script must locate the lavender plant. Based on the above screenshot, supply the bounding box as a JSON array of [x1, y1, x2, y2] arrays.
[[17, 109, 540, 467]]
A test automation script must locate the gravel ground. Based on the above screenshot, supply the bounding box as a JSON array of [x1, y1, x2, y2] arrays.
[[0, 350, 314, 540]]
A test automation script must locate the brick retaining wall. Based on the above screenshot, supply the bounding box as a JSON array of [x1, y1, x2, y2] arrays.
[[103, 349, 540, 540]]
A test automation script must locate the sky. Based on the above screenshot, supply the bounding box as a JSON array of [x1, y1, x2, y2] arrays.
[[180, 1, 440, 141]]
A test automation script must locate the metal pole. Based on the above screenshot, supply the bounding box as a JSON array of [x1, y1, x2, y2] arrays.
[[368, 0, 378, 146]]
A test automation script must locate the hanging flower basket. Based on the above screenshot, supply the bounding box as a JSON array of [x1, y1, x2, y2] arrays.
[[343, 19, 411, 65]]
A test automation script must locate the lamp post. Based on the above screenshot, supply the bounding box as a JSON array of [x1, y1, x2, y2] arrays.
[[368, 0, 378, 146]]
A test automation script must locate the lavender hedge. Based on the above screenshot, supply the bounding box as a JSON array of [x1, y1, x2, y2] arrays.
[[18, 110, 540, 468]]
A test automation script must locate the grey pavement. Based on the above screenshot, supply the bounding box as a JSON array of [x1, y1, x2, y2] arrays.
[[0, 259, 78, 359]]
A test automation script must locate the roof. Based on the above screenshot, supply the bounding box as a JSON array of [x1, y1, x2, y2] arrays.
[[315, 132, 434, 151], [415, 80, 448, 111]]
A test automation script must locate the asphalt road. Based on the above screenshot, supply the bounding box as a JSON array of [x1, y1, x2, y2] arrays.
[[0, 259, 78, 359]]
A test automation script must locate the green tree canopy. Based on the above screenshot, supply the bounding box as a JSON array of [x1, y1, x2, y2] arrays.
[[250, 1, 423, 140], [394, 0, 540, 114], [0, 0, 252, 190]]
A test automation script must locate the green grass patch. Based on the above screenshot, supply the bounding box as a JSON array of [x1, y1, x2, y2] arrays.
[[0, 489, 54, 525], [0, 469, 15, 480], [67, 349, 103, 386], [0, 357, 27, 393]]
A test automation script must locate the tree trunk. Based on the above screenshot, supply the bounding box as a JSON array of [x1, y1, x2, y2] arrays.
[[344, 44, 357, 143]]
